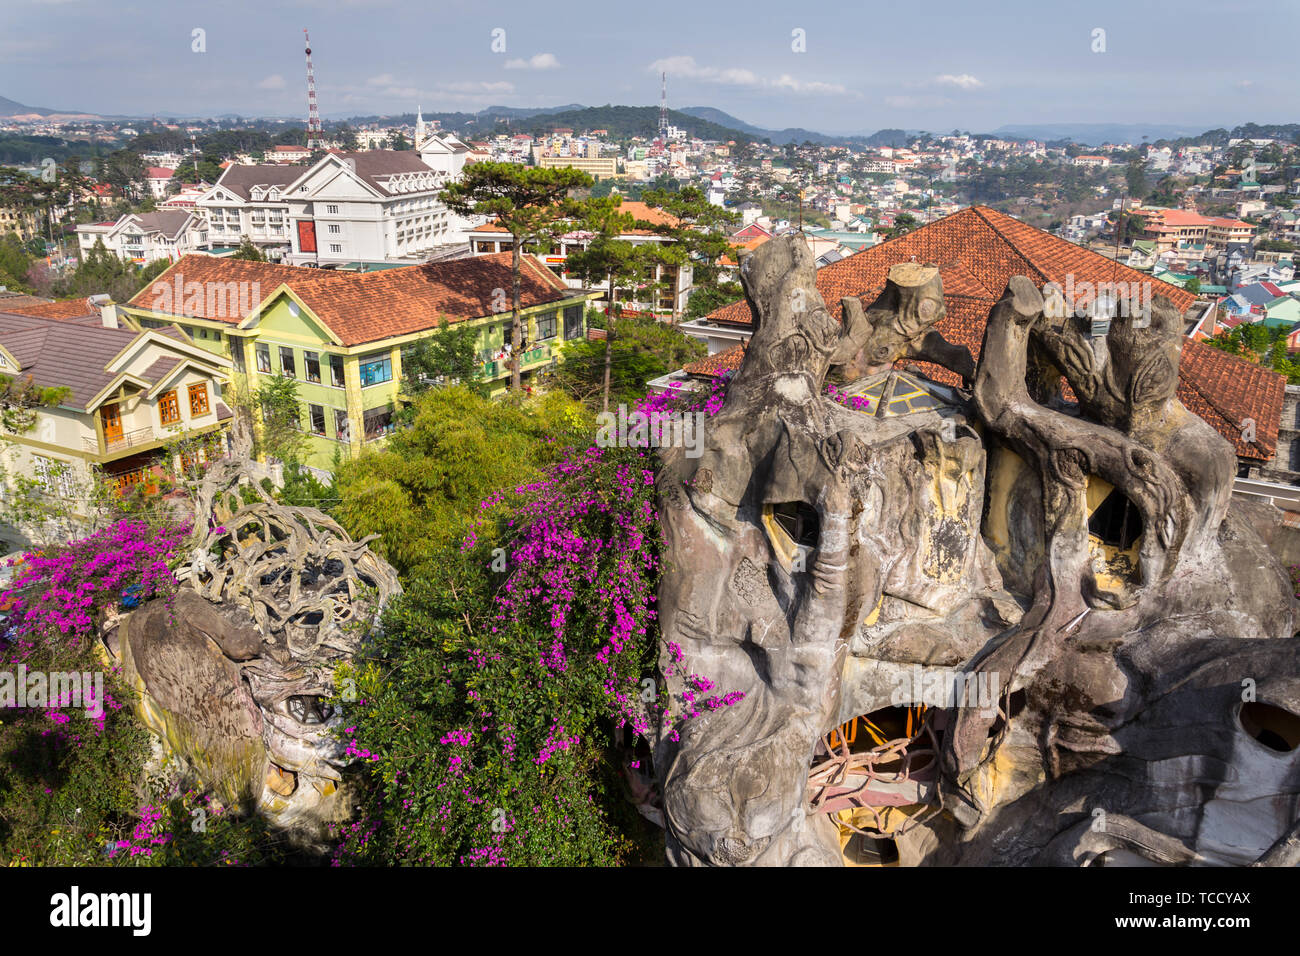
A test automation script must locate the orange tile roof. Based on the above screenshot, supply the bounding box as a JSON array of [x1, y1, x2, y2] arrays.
[[127, 252, 577, 348], [2, 298, 98, 320], [698, 206, 1282, 460]]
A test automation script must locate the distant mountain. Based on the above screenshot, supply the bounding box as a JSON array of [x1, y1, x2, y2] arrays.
[[0, 95, 68, 118], [988, 122, 1209, 146], [500, 105, 756, 142], [680, 107, 861, 146]]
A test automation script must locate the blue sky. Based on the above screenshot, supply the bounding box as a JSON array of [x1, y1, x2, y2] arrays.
[[1, 0, 1293, 133]]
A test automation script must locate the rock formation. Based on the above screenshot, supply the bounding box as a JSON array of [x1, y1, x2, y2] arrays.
[[102, 421, 400, 832], [655, 234, 1300, 866]]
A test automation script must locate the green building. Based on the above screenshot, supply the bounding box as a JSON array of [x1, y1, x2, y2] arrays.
[[122, 252, 595, 471]]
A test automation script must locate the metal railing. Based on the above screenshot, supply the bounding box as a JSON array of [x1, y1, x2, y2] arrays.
[[83, 426, 156, 455]]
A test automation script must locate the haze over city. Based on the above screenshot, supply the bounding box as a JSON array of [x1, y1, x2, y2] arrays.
[[2, 0, 1294, 132]]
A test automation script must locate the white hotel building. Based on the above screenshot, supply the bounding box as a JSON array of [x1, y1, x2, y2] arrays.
[[194, 117, 472, 267]]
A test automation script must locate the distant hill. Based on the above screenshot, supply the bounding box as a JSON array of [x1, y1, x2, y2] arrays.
[[680, 107, 868, 146], [989, 122, 1209, 146], [510, 105, 758, 142], [0, 95, 65, 118]]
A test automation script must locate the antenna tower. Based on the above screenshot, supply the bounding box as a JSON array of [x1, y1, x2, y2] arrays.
[[304, 29, 324, 150], [659, 71, 668, 139]]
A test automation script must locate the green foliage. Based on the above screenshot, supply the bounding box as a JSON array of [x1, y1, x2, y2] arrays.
[[547, 314, 706, 409], [638, 185, 739, 289], [333, 386, 591, 573], [253, 375, 307, 464], [230, 236, 266, 261], [50, 237, 165, 302], [400, 318, 485, 399], [1208, 321, 1300, 384], [684, 281, 743, 321]]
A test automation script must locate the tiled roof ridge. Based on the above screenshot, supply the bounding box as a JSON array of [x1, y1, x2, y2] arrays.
[[969, 205, 1050, 286]]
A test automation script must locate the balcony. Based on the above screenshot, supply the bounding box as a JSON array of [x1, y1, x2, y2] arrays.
[[84, 426, 156, 456]]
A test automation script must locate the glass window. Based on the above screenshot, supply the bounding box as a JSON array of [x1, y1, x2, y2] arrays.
[[536, 311, 557, 340], [33, 456, 74, 498], [279, 347, 296, 378], [334, 408, 351, 443], [159, 389, 181, 425], [363, 406, 394, 440], [255, 343, 271, 373], [304, 351, 321, 384], [330, 354, 345, 387], [188, 382, 209, 416], [308, 403, 326, 435], [359, 354, 393, 387], [564, 305, 584, 340], [327, 204, 339, 214]]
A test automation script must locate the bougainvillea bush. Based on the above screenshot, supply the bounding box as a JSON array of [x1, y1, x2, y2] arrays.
[[0, 518, 289, 865], [333, 441, 664, 866]]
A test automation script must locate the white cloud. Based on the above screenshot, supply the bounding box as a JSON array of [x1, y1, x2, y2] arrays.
[[504, 52, 561, 70], [933, 73, 983, 90], [649, 56, 850, 96], [257, 74, 286, 91]]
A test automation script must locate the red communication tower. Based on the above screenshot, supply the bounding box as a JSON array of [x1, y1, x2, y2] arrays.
[[304, 28, 324, 151]]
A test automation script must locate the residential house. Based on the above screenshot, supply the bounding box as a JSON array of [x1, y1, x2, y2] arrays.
[[0, 305, 233, 549], [145, 166, 176, 200], [121, 252, 595, 471], [75, 210, 209, 265]]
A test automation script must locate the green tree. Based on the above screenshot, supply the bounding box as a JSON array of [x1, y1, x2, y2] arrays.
[[563, 195, 653, 410], [1125, 160, 1149, 199], [637, 186, 739, 306], [253, 376, 306, 464], [887, 212, 918, 240], [333, 386, 589, 573], [440, 162, 594, 391], [231, 236, 267, 261], [546, 314, 705, 410], [400, 317, 485, 398]]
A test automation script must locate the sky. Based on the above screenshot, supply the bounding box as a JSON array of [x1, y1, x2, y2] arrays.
[[1, 0, 1294, 135]]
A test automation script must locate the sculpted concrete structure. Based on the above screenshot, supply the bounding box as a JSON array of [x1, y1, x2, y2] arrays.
[[654, 234, 1300, 866], [102, 424, 400, 832]]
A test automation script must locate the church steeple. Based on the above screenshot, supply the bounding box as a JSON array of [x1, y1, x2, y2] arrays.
[[415, 106, 425, 149]]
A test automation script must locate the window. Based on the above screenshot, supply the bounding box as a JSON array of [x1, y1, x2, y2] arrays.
[[33, 456, 74, 498], [158, 389, 181, 425], [363, 406, 394, 441], [334, 408, 351, 443], [188, 382, 209, 416], [330, 354, 345, 388], [328, 224, 340, 234], [536, 311, 557, 340], [327, 204, 339, 214], [308, 403, 326, 436], [330, 243, 342, 253], [256, 343, 271, 373], [304, 351, 321, 384], [359, 353, 393, 387], [564, 305, 584, 340], [279, 346, 296, 378]]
